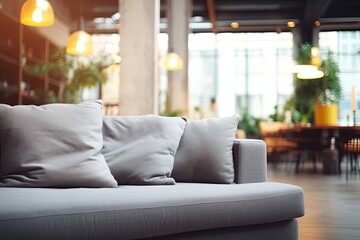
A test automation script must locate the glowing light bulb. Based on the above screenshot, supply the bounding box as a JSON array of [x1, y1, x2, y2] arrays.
[[287, 21, 296, 28], [168, 57, 178, 68], [311, 47, 320, 57], [76, 40, 86, 53], [163, 52, 183, 70], [32, 7, 43, 23], [230, 22, 240, 29]]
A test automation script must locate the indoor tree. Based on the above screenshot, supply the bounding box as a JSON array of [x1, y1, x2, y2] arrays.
[[25, 47, 112, 103], [294, 43, 341, 124]]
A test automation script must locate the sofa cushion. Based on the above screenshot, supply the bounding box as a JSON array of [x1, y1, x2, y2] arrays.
[[172, 115, 238, 183], [0, 182, 304, 240], [0, 101, 117, 188], [102, 115, 186, 185]]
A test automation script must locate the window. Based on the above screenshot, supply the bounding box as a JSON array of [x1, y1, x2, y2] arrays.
[[188, 32, 294, 119], [320, 31, 360, 125]]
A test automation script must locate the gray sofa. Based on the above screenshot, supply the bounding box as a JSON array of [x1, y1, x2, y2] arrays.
[[0, 139, 304, 240], [0, 102, 304, 240]]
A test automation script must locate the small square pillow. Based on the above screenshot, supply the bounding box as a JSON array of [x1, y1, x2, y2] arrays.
[[102, 115, 187, 185], [0, 101, 117, 188], [172, 115, 239, 183]]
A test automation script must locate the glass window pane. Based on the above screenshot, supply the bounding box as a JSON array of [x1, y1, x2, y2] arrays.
[[188, 32, 294, 119], [319, 31, 360, 125]]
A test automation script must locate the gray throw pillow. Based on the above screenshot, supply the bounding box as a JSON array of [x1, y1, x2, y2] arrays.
[[172, 115, 239, 183], [0, 101, 117, 188], [102, 115, 186, 185]]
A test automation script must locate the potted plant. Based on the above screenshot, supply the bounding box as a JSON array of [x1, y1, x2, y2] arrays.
[[237, 108, 262, 139], [25, 47, 112, 103], [294, 43, 342, 125], [314, 50, 342, 125]]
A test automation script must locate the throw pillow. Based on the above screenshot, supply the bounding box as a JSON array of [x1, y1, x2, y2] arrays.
[[102, 115, 186, 185], [172, 115, 239, 183], [0, 101, 117, 188]]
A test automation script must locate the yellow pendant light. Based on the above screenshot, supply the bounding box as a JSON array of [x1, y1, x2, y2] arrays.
[[66, 0, 92, 55], [297, 69, 324, 80], [294, 46, 324, 80], [66, 30, 92, 55], [20, 0, 54, 27], [163, 52, 183, 71], [310, 47, 322, 68]]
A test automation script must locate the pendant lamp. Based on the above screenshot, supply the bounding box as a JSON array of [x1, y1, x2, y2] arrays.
[[66, 28, 93, 55], [297, 70, 324, 80], [294, 47, 324, 80], [66, 1, 92, 55], [20, 0, 54, 27], [163, 52, 183, 71]]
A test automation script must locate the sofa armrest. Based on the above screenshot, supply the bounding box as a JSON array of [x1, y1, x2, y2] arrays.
[[232, 139, 267, 184]]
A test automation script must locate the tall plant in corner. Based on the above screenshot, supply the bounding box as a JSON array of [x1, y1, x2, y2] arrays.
[[294, 43, 322, 123], [294, 43, 342, 124], [318, 50, 341, 105], [314, 49, 342, 125]]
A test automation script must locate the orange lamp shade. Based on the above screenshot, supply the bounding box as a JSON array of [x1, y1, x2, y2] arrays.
[[66, 31, 93, 55], [20, 0, 54, 27]]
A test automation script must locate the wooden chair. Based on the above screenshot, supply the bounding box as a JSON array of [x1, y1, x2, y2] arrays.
[[258, 121, 298, 166], [286, 128, 323, 173], [259, 122, 322, 172], [342, 138, 360, 180]]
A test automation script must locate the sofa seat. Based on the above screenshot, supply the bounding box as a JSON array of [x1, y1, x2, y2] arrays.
[[0, 182, 304, 240]]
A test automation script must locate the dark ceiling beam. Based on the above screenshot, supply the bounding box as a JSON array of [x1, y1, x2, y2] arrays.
[[186, 21, 360, 34], [319, 22, 360, 31], [216, 19, 295, 27], [325, 6, 360, 19], [215, 1, 302, 11], [215, 10, 302, 21], [298, 0, 332, 46], [302, 0, 332, 25], [320, 17, 360, 23], [206, 0, 218, 34], [190, 25, 290, 34]]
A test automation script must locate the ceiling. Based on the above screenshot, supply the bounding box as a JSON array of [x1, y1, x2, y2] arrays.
[[57, 0, 360, 34]]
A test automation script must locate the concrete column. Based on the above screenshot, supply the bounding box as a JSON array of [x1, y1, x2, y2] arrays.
[[119, 0, 160, 115], [167, 0, 190, 116]]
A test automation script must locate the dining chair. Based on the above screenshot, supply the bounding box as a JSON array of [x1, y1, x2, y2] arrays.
[[342, 138, 360, 180], [258, 121, 298, 167]]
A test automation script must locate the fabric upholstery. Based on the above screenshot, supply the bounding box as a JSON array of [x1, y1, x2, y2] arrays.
[[149, 219, 298, 240], [172, 115, 238, 183], [232, 139, 267, 184], [0, 101, 117, 188], [102, 115, 186, 185], [0, 182, 304, 240]]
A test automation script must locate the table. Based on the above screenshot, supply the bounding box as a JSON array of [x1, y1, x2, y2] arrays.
[[278, 125, 360, 173], [280, 125, 360, 148]]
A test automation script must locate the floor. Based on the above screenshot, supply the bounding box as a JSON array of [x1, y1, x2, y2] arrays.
[[267, 160, 360, 240]]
